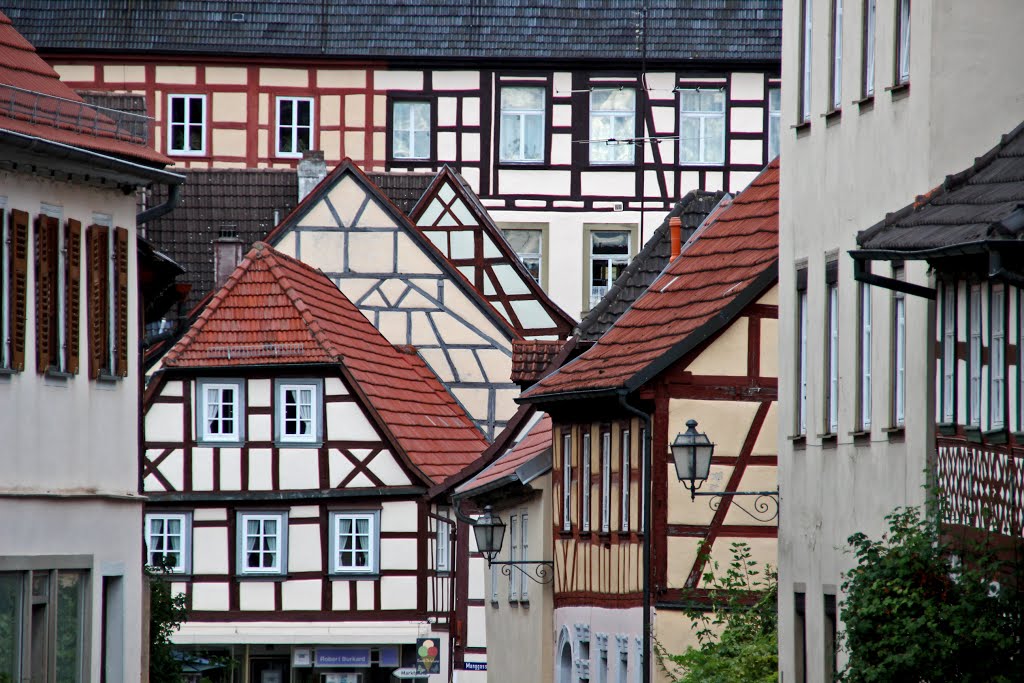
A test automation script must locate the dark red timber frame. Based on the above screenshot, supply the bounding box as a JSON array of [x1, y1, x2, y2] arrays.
[[140, 366, 455, 622]]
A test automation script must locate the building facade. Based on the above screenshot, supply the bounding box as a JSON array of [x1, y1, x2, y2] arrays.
[[5, 1, 782, 317], [777, 1, 1024, 680], [0, 10, 181, 683]]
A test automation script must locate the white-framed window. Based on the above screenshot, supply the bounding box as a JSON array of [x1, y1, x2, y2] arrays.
[[768, 87, 781, 160], [590, 88, 635, 164], [895, 0, 911, 85], [508, 513, 519, 602], [275, 379, 321, 444], [237, 512, 287, 575], [990, 284, 1006, 430], [436, 513, 451, 573], [941, 282, 956, 423], [597, 635, 609, 683], [678, 88, 725, 165], [392, 101, 430, 160], [893, 268, 907, 427], [562, 431, 573, 532], [276, 97, 313, 157], [502, 227, 543, 284], [330, 511, 380, 575], [145, 513, 192, 573], [589, 230, 631, 308], [830, 0, 843, 110], [621, 429, 631, 531], [969, 284, 982, 427], [826, 279, 839, 434], [198, 379, 244, 444], [519, 512, 529, 602], [600, 430, 611, 533], [797, 270, 809, 435], [800, 0, 813, 122], [581, 431, 592, 533], [167, 94, 206, 155], [500, 87, 545, 162], [859, 282, 872, 430], [862, 0, 876, 97]]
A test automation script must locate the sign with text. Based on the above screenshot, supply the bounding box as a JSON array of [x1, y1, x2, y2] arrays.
[[462, 661, 487, 671], [379, 646, 400, 668], [390, 668, 426, 680], [315, 648, 371, 668], [415, 638, 440, 675]]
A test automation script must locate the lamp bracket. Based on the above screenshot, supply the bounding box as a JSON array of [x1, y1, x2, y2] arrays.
[[694, 490, 780, 523], [491, 560, 555, 585]]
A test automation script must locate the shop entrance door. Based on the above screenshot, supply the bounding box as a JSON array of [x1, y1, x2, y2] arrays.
[[250, 657, 290, 683]]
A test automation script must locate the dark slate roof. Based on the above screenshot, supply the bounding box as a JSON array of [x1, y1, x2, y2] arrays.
[[366, 172, 434, 215], [77, 90, 148, 143], [4, 1, 782, 63], [577, 190, 725, 342], [145, 169, 297, 309], [857, 121, 1024, 253]]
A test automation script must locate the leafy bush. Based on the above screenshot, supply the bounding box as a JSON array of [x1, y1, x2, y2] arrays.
[[147, 565, 189, 683]]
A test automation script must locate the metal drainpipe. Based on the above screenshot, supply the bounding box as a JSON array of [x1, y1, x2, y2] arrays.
[[137, 182, 182, 226], [619, 391, 653, 683]]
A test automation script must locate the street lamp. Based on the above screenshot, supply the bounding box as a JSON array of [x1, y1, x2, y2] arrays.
[[471, 505, 553, 584], [671, 419, 715, 500]]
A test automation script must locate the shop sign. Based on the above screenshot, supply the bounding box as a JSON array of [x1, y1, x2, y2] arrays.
[[390, 668, 426, 680], [379, 646, 400, 667], [292, 648, 313, 667], [315, 648, 371, 668], [415, 638, 440, 674], [463, 662, 487, 671]]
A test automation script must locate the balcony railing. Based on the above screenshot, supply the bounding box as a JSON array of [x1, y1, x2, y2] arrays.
[[936, 436, 1023, 538], [0, 84, 149, 144]]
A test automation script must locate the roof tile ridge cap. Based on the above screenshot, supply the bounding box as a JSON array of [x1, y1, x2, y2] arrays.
[[261, 248, 345, 361]]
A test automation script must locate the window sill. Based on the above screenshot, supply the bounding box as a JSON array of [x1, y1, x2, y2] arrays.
[[817, 433, 838, 448], [330, 573, 380, 580], [236, 574, 289, 581], [848, 430, 871, 444], [787, 434, 807, 449], [790, 121, 811, 136], [274, 440, 323, 449], [965, 426, 982, 443], [497, 160, 546, 166], [822, 108, 842, 125], [44, 368, 73, 381], [983, 428, 1008, 445], [883, 426, 906, 442], [886, 82, 910, 100], [855, 95, 875, 112], [937, 422, 958, 436], [198, 439, 246, 448], [96, 371, 122, 383], [587, 163, 638, 170], [0, 367, 15, 377]]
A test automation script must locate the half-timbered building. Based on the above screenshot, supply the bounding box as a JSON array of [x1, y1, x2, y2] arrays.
[[4, 0, 782, 316], [0, 11, 182, 683], [143, 242, 488, 683], [520, 160, 780, 683]]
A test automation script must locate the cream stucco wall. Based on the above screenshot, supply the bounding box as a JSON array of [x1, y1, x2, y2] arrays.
[[778, 1, 1024, 681]]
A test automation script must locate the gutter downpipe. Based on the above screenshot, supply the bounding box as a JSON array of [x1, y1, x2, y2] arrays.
[[619, 391, 653, 683], [137, 182, 182, 226]]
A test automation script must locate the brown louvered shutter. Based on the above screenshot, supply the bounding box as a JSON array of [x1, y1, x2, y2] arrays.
[[34, 215, 58, 373], [9, 209, 29, 371], [86, 225, 109, 379], [114, 226, 129, 377], [65, 220, 81, 375]]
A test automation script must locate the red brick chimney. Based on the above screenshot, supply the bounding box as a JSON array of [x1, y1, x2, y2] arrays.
[[670, 216, 682, 259]]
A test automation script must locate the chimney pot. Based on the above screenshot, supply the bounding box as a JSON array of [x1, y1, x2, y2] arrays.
[[297, 149, 328, 202], [670, 216, 682, 259], [213, 230, 244, 290]]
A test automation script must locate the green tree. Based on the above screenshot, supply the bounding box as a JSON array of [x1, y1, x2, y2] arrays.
[[657, 542, 778, 683], [840, 506, 1022, 683], [147, 565, 189, 683]]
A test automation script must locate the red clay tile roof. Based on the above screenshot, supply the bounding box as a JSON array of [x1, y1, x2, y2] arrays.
[[511, 340, 567, 383], [522, 159, 779, 400], [0, 11, 169, 166], [162, 242, 487, 483], [456, 413, 552, 495]]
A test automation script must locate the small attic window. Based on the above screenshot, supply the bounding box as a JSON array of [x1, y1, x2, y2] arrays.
[[230, 12, 245, 22]]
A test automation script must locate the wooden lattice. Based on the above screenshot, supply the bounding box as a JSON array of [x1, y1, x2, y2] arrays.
[[936, 437, 1024, 538]]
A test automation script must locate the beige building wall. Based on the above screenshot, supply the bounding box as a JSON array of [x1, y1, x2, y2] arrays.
[[778, 1, 1024, 681]]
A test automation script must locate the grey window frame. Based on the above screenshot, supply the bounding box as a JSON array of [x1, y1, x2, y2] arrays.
[[144, 512, 193, 575], [328, 510, 381, 576], [236, 511, 288, 577], [274, 378, 323, 446], [197, 378, 245, 445]]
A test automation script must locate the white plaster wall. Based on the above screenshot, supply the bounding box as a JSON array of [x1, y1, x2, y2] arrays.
[[552, 605, 641, 683]]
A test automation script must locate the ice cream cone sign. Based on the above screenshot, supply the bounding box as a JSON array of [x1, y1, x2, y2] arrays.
[[416, 637, 440, 674]]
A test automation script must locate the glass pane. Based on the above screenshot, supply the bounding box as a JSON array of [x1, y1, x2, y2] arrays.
[[0, 574, 21, 683], [503, 229, 541, 253], [679, 116, 700, 162], [523, 113, 544, 160], [56, 572, 85, 683], [591, 89, 634, 111], [612, 115, 634, 140], [703, 90, 725, 112], [279, 100, 293, 126], [297, 100, 311, 126], [356, 518, 369, 534], [170, 125, 185, 152], [393, 102, 411, 132], [500, 112, 521, 160], [592, 232, 629, 254], [502, 86, 544, 110], [279, 128, 293, 154], [413, 131, 430, 159], [171, 97, 185, 123], [188, 97, 203, 123], [769, 87, 781, 111], [411, 103, 430, 130], [188, 124, 202, 151], [680, 90, 700, 111], [705, 116, 725, 164]]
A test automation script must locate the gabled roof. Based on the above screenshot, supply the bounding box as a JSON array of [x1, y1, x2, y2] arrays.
[[522, 159, 779, 401], [0, 11, 168, 166], [410, 166, 576, 339], [856, 121, 1024, 255], [511, 340, 567, 385], [456, 412, 552, 497], [162, 242, 487, 483], [5, 1, 782, 63], [577, 190, 726, 342], [366, 172, 435, 215]]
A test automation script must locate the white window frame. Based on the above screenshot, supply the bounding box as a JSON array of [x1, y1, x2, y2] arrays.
[[237, 511, 287, 576], [519, 512, 529, 602], [392, 101, 431, 160], [826, 281, 839, 434], [941, 282, 956, 423], [329, 511, 380, 575], [859, 282, 872, 430], [798, 287, 809, 434], [499, 86, 545, 162], [863, 0, 876, 97], [597, 636, 609, 683], [589, 229, 632, 308], [768, 87, 781, 160], [895, 0, 911, 85], [275, 379, 322, 445], [197, 379, 244, 444], [145, 512, 192, 574], [969, 284, 982, 427], [621, 429, 631, 531], [275, 96, 314, 158], [501, 227, 544, 285], [0, 196, 8, 369], [508, 512, 519, 602], [562, 431, 572, 532], [589, 88, 636, 165], [581, 432, 592, 533], [800, 0, 813, 122], [830, 0, 843, 110], [638, 427, 646, 534], [167, 94, 206, 156], [893, 272, 907, 427], [600, 430, 611, 533], [990, 284, 1006, 430], [436, 512, 451, 573], [678, 88, 725, 165]]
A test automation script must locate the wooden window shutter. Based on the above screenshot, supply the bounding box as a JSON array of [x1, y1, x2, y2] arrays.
[[115, 226, 129, 377], [34, 215, 58, 373], [86, 224, 109, 379], [65, 220, 81, 374], [9, 210, 29, 371]]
